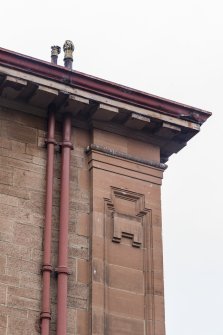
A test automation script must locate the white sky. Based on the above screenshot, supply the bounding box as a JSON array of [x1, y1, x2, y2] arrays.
[[1, 1, 222, 334]]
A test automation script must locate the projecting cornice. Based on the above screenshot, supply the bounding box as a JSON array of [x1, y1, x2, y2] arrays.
[[0, 47, 211, 125], [86, 144, 167, 170], [0, 47, 211, 162]]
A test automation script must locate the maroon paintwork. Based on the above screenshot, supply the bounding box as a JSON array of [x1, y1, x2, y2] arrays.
[[56, 113, 73, 335], [40, 109, 56, 335], [0, 47, 211, 124]]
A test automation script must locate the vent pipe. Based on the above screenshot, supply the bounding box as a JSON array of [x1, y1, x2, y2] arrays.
[[51, 46, 61, 65], [63, 40, 74, 69]]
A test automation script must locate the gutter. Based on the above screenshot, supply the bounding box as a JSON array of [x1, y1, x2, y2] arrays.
[[0, 47, 211, 124]]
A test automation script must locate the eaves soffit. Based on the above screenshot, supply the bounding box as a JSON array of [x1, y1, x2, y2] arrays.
[[0, 47, 211, 162]]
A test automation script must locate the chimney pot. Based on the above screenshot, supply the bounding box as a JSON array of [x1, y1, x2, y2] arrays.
[[63, 40, 74, 69], [51, 46, 61, 65]]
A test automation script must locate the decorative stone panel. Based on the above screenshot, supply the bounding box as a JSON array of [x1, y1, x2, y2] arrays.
[[106, 187, 149, 248]]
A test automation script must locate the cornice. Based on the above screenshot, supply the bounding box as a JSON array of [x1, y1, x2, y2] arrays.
[[0, 47, 211, 125], [85, 144, 167, 170]]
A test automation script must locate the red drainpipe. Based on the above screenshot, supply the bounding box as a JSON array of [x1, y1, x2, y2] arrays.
[[40, 107, 56, 335], [56, 112, 72, 335]]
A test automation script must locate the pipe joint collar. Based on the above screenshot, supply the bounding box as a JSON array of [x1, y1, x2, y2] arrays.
[[60, 141, 73, 149], [40, 311, 51, 320], [42, 264, 53, 273], [45, 138, 57, 146], [55, 266, 71, 275]]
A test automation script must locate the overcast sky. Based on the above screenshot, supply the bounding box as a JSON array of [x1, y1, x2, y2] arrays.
[[1, 1, 222, 334]]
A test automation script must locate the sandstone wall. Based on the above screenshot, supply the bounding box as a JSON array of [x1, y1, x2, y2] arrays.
[[0, 108, 91, 335], [0, 106, 165, 335]]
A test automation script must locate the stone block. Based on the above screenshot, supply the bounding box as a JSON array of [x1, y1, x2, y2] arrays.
[[13, 169, 45, 192], [107, 264, 144, 294], [77, 259, 89, 284], [77, 309, 88, 335], [76, 213, 90, 237], [69, 233, 88, 248], [13, 223, 42, 249], [2, 120, 37, 144], [0, 314, 7, 330], [107, 288, 144, 319], [6, 257, 40, 276], [0, 169, 12, 186], [7, 292, 40, 311], [92, 258, 104, 283], [68, 283, 88, 300], [19, 272, 41, 290], [106, 314, 144, 335], [67, 296, 87, 309], [69, 246, 88, 260], [0, 284, 7, 305], [108, 243, 144, 271], [92, 308, 104, 335]]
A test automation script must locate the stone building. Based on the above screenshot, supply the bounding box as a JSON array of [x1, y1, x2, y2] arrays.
[[0, 42, 210, 335]]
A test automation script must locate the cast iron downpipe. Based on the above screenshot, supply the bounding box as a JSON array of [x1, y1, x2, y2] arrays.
[[40, 46, 60, 334], [40, 106, 56, 335], [56, 112, 72, 335]]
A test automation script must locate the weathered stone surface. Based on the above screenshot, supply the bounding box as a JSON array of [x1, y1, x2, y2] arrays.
[[0, 96, 166, 335]]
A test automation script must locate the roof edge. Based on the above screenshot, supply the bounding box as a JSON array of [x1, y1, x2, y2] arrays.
[[0, 47, 211, 124]]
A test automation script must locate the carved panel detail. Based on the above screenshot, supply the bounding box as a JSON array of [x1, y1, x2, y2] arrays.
[[113, 212, 142, 247], [106, 187, 149, 248]]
